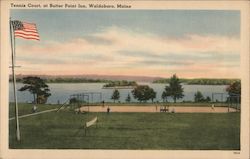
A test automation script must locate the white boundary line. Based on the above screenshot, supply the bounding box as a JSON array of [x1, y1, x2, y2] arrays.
[[9, 108, 58, 121]]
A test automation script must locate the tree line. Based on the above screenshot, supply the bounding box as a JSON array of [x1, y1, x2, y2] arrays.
[[153, 78, 240, 85], [103, 80, 138, 88], [12, 77, 139, 87], [12, 77, 111, 83], [11, 76, 240, 86]]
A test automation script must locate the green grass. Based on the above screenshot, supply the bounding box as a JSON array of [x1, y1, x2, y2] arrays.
[[9, 105, 240, 150]]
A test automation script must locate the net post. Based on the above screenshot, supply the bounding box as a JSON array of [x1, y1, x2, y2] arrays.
[[96, 117, 98, 128]]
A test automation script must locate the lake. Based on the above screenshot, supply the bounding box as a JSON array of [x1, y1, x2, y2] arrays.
[[9, 83, 229, 104]]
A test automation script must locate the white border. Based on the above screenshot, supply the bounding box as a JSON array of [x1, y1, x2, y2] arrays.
[[1, 1, 249, 159]]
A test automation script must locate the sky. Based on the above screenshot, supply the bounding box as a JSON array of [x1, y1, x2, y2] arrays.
[[11, 10, 241, 78]]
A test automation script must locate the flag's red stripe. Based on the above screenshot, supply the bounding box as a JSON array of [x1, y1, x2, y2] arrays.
[[23, 23, 38, 31], [23, 24, 36, 27], [24, 27, 37, 30], [15, 34, 39, 40], [14, 30, 39, 35], [23, 26, 37, 30], [15, 36, 40, 41], [15, 35, 40, 40], [23, 24, 37, 29], [23, 23, 36, 27], [24, 28, 37, 31], [15, 30, 39, 34], [15, 34, 40, 38], [23, 22, 36, 26], [15, 32, 39, 37], [23, 28, 37, 31]]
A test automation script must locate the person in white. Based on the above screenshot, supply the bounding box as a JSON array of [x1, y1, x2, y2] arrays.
[[211, 104, 215, 110], [32, 105, 37, 113]]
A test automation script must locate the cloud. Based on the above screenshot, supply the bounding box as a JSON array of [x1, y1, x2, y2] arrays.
[[93, 26, 240, 54], [132, 59, 194, 67], [84, 36, 114, 45], [15, 26, 240, 78]]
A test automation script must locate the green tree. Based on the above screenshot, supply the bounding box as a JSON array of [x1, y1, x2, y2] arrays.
[[205, 96, 211, 102], [149, 88, 157, 103], [19, 76, 51, 104], [125, 93, 131, 103], [132, 85, 156, 102], [194, 91, 204, 102], [111, 89, 120, 103], [226, 81, 241, 95], [162, 86, 171, 102], [164, 74, 184, 103], [69, 97, 79, 104], [226, 81, 241, 103]]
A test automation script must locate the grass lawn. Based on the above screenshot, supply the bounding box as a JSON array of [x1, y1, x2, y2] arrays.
[[9, 104, 240, 150]]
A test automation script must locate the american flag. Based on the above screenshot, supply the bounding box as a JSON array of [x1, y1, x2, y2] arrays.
[[12, 20, 40, 41]]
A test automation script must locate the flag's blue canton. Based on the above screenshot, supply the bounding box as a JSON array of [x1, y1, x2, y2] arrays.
[[12, 20, 24, 30]]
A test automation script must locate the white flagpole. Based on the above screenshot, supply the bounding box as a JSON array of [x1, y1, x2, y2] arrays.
[[10, 18, 21, 141]]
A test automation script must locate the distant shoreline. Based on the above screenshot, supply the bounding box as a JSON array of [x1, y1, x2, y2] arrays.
[[102, 86, 136, 89], [11, 81, 234, 86], [153, 78, 240, 85], [9, 75, 240, 86]]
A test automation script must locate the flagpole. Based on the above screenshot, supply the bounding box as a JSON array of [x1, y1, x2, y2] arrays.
[[10, 18, 21, 141]]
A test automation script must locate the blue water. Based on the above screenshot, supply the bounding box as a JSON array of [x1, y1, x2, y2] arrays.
[[9, 83, 228, 104]]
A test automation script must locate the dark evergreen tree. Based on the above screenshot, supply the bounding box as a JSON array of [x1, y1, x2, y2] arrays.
[[162, 86, 171, 102], [149, 88, 157, 103], [19, 76, 51, 104], [164, 74, 184, 103], [205, 96, 211, 102], [125, 93, 131, 103], [111, 89, 120, 103], [194, 91, 204, 102]]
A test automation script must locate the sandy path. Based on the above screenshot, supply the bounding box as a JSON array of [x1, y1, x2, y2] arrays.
[[79, 105, 237, 113]]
